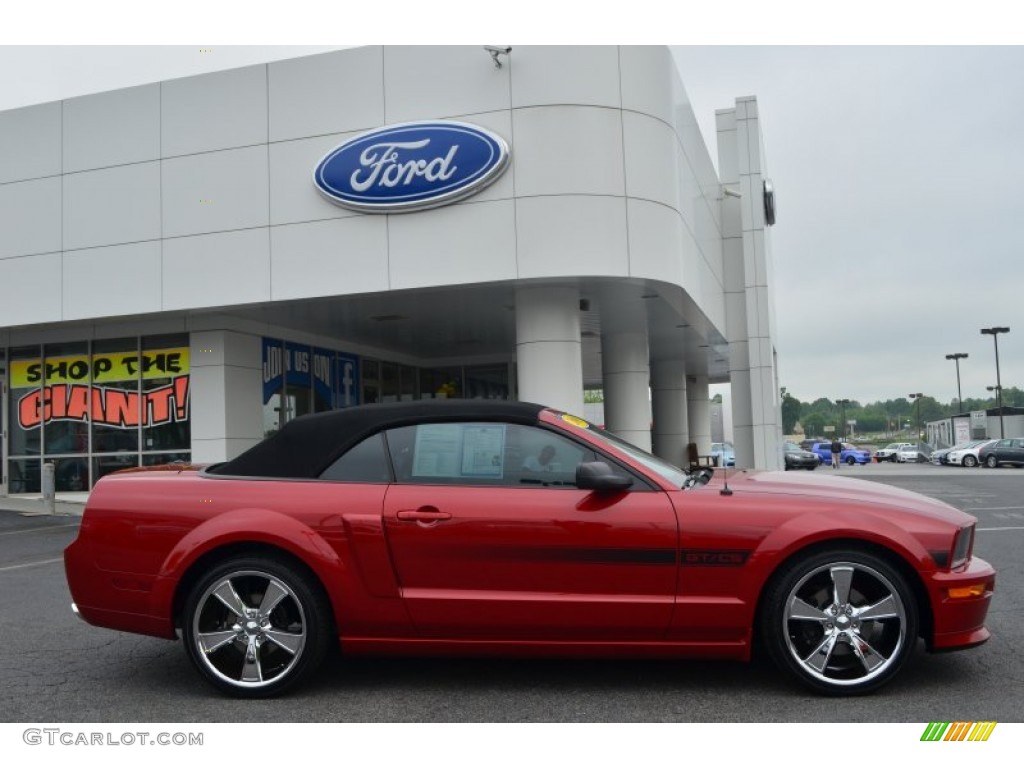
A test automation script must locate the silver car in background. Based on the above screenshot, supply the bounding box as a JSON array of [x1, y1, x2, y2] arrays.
[[947, 439, 998, 467]]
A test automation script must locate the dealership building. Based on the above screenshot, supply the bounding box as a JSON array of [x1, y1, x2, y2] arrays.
[[0, 45, 781, 495]]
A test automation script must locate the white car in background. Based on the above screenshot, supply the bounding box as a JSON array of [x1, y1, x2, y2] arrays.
[[896, 445, 926, 463], [947, 439, 998, 467], [874, 442, 914, 462]]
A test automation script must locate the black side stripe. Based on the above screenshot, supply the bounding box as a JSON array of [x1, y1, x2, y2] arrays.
[[461, 546, 752, 567]]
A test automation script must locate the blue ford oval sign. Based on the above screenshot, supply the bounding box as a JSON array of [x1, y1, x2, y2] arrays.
[[313, 121, 510, 213]]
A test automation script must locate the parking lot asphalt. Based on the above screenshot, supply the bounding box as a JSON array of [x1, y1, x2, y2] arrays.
[[0, 461, 1020, 722]]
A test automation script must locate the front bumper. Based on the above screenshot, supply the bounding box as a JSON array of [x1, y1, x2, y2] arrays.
[[927, 556, 996, 652]]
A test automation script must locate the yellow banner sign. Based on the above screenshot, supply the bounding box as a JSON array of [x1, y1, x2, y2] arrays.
[[10, 348, 190, 388]]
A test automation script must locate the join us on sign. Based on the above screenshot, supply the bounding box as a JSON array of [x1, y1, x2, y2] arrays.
[[313, 121, 510, 213]]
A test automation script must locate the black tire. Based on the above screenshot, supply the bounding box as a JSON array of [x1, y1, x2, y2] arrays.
[[985, 455, 998, 469], [760, 549, 918, 695], [182, 555, 333, 697], [846, 456, 856, 466], [962, 455, 978, 468]]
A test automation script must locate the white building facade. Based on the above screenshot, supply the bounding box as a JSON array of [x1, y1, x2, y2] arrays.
[[0, 45, 782, 495]]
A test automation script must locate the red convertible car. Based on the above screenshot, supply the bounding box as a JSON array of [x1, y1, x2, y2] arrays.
[[64, 400, 994, 697]]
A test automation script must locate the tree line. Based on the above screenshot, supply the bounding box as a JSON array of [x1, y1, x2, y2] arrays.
[[780, 386, 1024, 436]]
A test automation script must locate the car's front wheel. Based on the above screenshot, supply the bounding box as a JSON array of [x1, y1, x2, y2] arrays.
[[985, 455, 998, 468], [846, 456, 856, 466], [761, 549, 918, 695], [963, 455, 978, 468], [182, 555, 333, 697]]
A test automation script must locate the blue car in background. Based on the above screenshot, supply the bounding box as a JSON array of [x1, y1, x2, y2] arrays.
[[711, 442, 735, 467], [810, 442, 871, 466]]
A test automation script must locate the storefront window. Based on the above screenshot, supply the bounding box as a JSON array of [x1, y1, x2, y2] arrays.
[[312, 347, 334, 413], [362, 359, 380, 404], [9, 458, 41, 494], [91, 338, 139, 454], [421, 367, 462, 399], [4, 335, 190, 493], [262, 338, 284, 437], [400, 365, 417, 401], [141, 334, 190, 457], [381, 362, 400, 403], [8, 345, 41, 460], [285, 342, 313, 421], [465, 364, 510, 400]]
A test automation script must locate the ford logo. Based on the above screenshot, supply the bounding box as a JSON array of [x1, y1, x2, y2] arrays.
[[313, 121, 510, 213]]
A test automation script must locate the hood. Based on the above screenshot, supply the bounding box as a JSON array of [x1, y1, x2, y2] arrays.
[[706, 468, 971, 526]]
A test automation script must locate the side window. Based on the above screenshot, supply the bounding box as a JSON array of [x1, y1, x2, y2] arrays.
[[384, 423, 596, 488], [319, 433, 391, 483], [508, 424, 596, 487]]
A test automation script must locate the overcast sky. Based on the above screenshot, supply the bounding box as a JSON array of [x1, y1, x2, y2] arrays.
[[1, 37, 1020, 407]]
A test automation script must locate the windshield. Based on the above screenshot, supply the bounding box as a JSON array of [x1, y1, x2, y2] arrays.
[[580, 424, 690, 488]]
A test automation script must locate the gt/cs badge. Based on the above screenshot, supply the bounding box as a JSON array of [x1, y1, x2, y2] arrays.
[[680, 550, 750, 567]]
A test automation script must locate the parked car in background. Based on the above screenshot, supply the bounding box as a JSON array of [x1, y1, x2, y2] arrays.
[[810, 442, 871, 466], [783, 441, 819, 470], [896, 445, 926, 463], [874, 442, 914, 463], [710, 442, 735, 467], [947, 439, 999, 468], [931, 440, 987, 466], [978, 437, 1024, 468]]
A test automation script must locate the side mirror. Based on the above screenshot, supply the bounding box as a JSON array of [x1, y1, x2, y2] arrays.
[[576, 461, 633, 492]]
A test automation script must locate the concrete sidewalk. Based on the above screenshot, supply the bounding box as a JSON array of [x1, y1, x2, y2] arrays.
[[0, 494, 87, 517]]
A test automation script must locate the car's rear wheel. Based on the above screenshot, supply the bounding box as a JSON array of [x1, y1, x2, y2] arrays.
[[963, 455, 978, 468], [846, 456, 856, 465], [985, 455, 998, 468], [182, 555, 332, 697], [761, 549, 918, 695]]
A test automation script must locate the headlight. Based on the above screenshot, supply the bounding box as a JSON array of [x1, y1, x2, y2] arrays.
[[950, 524, 975, 569]]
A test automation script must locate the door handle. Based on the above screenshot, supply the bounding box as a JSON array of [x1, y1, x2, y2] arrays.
[[396, 506, 452, 523]]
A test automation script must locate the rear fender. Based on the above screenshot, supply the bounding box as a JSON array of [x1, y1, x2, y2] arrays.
[[148, 507, 350, 635]]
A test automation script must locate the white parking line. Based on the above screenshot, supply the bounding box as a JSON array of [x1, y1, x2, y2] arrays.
[[0, 557, 64, 572], [966, 506, 1024, 512], [977, 526, 1024, 532], [0, 524, 79, 537]]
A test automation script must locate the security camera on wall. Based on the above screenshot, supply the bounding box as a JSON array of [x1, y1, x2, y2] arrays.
[[484, 46, 512, 67]]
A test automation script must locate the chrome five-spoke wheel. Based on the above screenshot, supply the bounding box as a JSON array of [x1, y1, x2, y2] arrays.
[[762, 550, 918, 694], [182, 556, 331, 697]]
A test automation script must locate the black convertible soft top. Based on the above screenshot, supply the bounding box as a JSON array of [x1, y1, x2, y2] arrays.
[[209, 399, 547, 479]]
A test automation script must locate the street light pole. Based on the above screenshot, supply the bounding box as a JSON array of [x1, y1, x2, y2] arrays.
[[986, 386, 1003, 438], [837, 399, 851, 441], [909, 393, 923, 443], [945, 353, 968, 416], [980, 327, 1010, 439]]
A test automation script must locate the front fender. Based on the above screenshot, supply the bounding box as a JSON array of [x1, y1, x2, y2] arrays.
[[751, 507, 936, 578]]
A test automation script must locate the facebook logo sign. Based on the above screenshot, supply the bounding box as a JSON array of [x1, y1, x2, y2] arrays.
[[336, 354, 359, 408]]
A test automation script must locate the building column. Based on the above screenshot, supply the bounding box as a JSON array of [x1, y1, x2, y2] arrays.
[[651, 359, 689, 467], [601, 329, 652, 452], [687, 374, 712, 455], [190, 330, 264, 463], [515, 285, 583, 416]]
